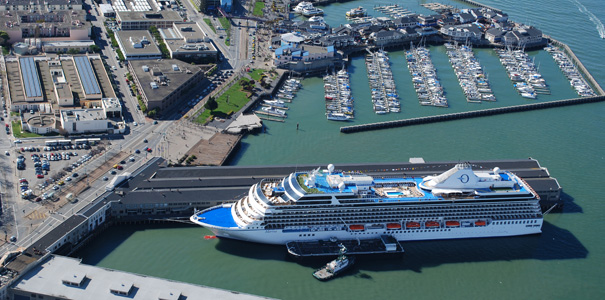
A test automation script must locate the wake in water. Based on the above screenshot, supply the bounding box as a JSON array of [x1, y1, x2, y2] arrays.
[[570, 0, 605, 39]]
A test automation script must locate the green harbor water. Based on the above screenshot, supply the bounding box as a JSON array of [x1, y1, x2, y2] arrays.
[[74, 0, 604, 299]]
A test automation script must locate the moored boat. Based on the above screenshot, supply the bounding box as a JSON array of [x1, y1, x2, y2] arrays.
[[190, 163, 543, 245]]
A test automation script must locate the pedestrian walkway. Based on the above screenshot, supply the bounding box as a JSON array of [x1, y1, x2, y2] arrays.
[[24, 210, 47, 220]]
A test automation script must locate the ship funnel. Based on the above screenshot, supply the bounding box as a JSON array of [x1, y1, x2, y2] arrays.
[[327, 164, 335, 174]]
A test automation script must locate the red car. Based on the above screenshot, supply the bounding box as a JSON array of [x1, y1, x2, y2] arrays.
[[116, 165, 123, 170], [36, 174, 44, 178], [146, 147, 152, 152]]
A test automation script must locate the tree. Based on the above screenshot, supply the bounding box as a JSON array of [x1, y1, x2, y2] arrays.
[[0, 31, 10, 46], [89, 45, 101, 53], [67, 48, 80, 55], [204, 96, 218, 113]]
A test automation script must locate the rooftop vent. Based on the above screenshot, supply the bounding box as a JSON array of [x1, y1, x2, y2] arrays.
[[172, 64, 179, 71], [180, 26, 193, 32], [150, 82, 158, 89], [142, 65, 149, 72]]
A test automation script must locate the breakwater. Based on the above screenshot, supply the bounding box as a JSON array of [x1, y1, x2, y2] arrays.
[[340, 95, 605, 133], [546, 35, 605, 96]]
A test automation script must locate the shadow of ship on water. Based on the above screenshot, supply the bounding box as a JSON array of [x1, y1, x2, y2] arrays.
[[215, 221, 587, 273]]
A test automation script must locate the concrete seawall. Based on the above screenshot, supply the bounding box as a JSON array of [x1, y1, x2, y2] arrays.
[[340, 96, 605, 133]]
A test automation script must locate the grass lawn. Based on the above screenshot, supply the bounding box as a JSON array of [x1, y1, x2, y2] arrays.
[[12, 121, 46, 138], [194, 78, 253, 124], [253, 2, 265, 17], [218, 17, 231, 46], [249, 69, 266, 81], [203, 18, 216, 33]]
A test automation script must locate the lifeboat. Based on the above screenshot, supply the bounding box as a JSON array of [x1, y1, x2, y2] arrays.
[[386, 223, 402, 230], [425, 221, 440, 228], [445, 221, 460, 227], [475, 220, 487, 226], [204, 235, 217, 240], [405, 222, 420, 229], [349, 224, 365, 231]]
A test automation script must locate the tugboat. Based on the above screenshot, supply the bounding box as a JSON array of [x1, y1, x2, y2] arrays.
[[313, 244, 355, 281]]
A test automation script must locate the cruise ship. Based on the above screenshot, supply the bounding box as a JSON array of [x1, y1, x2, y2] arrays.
[[190, 163, 543, 245]]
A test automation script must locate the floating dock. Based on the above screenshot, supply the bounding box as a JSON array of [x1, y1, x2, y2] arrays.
[[287, 235, 404, 257]]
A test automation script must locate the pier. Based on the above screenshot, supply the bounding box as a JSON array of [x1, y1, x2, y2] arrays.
[[454, 0, 503, 14], [340, 95, 605, 133], [546, 36, 605, 96]]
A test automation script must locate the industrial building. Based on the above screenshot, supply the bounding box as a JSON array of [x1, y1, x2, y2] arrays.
[[116, 10, 183, 30], [128, 59, 206, 111], [115, 30, 163, 60], [160, 22, 218, 63]]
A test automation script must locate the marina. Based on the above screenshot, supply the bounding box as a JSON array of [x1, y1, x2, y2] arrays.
[[365, 49, 401, 114], [495, 48, 550, 99], [373, 4, 413, 19], [323, 69, 355, 121], [445, 43, 495, 102], [406, 46, 448, 107], [544, 45, 597, 97], [257, 78, 301, 118]]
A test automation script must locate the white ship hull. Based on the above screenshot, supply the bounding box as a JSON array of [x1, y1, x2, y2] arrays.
[[196, 218, 543, 245]]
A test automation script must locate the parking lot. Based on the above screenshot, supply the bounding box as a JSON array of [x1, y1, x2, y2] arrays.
[[181, 70, 235, 114], [14, 140, 105, 202]]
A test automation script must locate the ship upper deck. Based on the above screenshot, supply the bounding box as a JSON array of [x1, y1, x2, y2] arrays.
[[292, 167, 532, 204]]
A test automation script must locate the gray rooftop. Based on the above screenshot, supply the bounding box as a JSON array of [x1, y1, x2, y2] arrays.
[[73, 56, 102, 96], [116, 31, 162, 56], [19, 57, 43, 98], [130, 59, 203, 104], [0, 0, 82, 5], [11, 255, 274, 300]]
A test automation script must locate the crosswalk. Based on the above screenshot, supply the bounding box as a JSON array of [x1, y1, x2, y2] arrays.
[[25, 210, 47, 220]]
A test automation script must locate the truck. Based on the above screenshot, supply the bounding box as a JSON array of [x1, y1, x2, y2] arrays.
[[105, 173, 131, 191]]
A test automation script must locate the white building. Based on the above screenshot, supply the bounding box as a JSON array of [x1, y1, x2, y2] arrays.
[[60, 108, 111, 134]]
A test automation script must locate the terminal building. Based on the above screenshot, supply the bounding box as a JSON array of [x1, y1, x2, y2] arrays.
[[9, 255, 271, 300], [128, 59, 206, 111]]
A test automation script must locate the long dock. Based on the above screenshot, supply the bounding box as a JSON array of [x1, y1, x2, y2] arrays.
[[546, 35, 605, 96], [287, 235, 404, 257], [340, 95, 605, 133], [455, 0, 503, 14]]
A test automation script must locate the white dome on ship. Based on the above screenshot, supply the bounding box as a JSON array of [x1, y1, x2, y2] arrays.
[[327, 164, 335, 174]]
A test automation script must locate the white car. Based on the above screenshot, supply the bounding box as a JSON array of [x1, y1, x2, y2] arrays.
[[133, 122, 138, 126], [14, 140, 22, 144]]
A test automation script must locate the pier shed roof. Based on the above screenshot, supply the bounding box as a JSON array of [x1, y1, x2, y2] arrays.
[[11, 255, 274, 300]]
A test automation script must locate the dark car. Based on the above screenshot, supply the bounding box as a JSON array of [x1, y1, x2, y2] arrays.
[[135, 149, 141, 154]]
